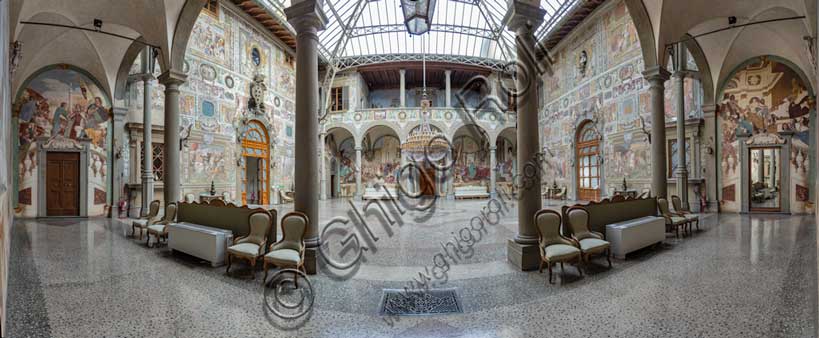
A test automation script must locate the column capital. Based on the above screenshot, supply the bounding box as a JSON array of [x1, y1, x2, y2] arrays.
[[444, 69, 452, 76], [504, 1, 546, 32], [489, 145, 497, 151], [158, 70, 186, 87], [399, 69, 406, 75], [112, 106, 128, 118], [285, 0, 328, 33], [642, 66, 671, 83], [702, 104, 717, 117], [354, 146, 362, 151]]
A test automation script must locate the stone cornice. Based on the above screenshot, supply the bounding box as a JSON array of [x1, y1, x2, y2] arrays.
[[158, 69, 186, 86], [285, 0, 328, 33], [504, 1, 546, 32], [642, 66, 671, 82]]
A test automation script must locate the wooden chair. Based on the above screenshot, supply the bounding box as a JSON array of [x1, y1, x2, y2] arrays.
[[534, 209, 583, 284], [671, 195, 700, 232], [658, 198, 689, 238], [131, 200, 160, 240], [226, 211, 272, 279], [146, 202, 178, 247], [263, 211, 307, 283], [565, 207, 611, 267]]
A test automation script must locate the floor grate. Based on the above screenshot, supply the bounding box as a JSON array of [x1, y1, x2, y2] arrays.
[[379, 288, 462, 316]]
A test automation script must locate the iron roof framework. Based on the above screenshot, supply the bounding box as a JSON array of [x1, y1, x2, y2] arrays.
[[254, 0, 578, 119]]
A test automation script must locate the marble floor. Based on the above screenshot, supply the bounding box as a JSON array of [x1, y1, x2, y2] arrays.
[[7, 199, 817, 338]]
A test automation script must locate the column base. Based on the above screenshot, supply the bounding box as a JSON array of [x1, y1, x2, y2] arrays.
[[507, 240, 540, 271], [447, 194, 455, 201], [304, 247, 318, 275]]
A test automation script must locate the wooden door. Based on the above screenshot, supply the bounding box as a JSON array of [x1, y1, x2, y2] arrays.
[[46, 152, 80, 216], [419, 164, 436, 196]]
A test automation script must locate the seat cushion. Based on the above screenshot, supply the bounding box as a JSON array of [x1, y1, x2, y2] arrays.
[[543, 244, 580, 261], [147, 224, 165, 233], [579, 238, 609, 253], [683, 214, 699, 221], [228, 243, 261, 257], [670, 216, 688, 224], [133, 220, 148, 227], [265, 249, 301, 266]]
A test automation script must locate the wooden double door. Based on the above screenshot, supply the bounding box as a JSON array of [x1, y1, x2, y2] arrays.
[[46, 152, 80, 216]]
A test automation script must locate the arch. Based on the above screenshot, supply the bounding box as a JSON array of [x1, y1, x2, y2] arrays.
[[113, 38, 149, 102], [624, 0, 658, 69], [452, 123, 491, 187], [682, 34, 715, 106], [575, 120, 602, 201], [167, 0, 208, 73], [14, 64, 112, 105], [404, 120, 449, 142], [717, 55, 816, 101], [491, 126, 517, 145], [240, 119, 270, 205], [360, 122, 402, 147]]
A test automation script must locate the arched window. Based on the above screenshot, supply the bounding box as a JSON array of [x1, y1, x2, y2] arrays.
[[576, 121, 600, 201]]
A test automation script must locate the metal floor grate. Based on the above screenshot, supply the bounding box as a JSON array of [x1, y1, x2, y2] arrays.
[[379, 288, 462, 316]]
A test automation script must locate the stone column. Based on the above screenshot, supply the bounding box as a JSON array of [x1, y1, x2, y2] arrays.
[[672, 43, 688, 209], [286, 0, 327, 274], [444, 70, 452, 107], [400, 69, 406, 107], [320, 132, 327, 200], [158, 70, 186, 206], [141, 72, 155, 216], [446, 150, 454, 200], [112, 106, 128, 217], [489, 145, 497, 198], [643, 66, 671, 199], [355, 146, 362, 198], [506, 1, 545, 271], [702, 104, 718, 211]]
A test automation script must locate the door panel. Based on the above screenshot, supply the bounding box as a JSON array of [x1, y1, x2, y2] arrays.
[[420, 165, 436, 196], [46, 152, 80, 216]]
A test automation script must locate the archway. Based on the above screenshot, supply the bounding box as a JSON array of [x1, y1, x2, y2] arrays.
[[361, 125, 401, 194], [576, 120, 601, 201], [495, 127, 517, 194], [452, 124, 490, 197], [240, 120, 270, 205], [325, 127, 356, 198]]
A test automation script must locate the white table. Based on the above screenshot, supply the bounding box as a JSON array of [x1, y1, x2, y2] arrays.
[[605, 216, 665, 259], [168, 222, 234, 267]]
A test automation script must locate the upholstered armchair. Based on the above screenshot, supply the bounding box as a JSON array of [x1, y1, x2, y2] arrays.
[[131, 200, 161, 240], [658, 198, 689, 238], [184, 193, 196, 203], [279, 190, 294, 203], [534, 209, 583, 284], [146, 202, 178, 247], [566, 207, 611, 267], [263, 211, 307, 282], [671, 195, 699, 232], [226, 211, 272, 278], [221, 192, 232, 205]]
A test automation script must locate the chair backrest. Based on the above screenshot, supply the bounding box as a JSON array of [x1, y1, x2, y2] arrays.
[[244, 211, 271, 246], [611, 195, 626, 202], [671, 195, 685, 212], [184, 193, 195, 203], [277, 212, 308, 251], [657, 198, 672, 216], [534, 209, 563, 247], [161, 203, 178, 223], [222, 192, 231, 203], [566, 207, 594, 240], [209, 199, 226, 207], [148, 200, 161, 219]]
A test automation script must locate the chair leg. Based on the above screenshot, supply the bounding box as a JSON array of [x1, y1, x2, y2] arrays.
[[606, 249, 612, 268], [548, 263, 553, 284], [560, 262, 564, 273], [226, 255, 231, 274], [146, 233, 151, 247], [576, 256, 583, 276], [262, 261, 269, 284], [539, 261, 544, 273], [250, 259, 256, 280]]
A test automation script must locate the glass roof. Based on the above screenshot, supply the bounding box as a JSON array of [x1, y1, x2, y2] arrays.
[[260, 0, 577, 63]]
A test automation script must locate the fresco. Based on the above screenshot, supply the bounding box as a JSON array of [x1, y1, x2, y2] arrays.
[[453, 136, 490, 185], [719, 56, 815, 213], [361, 136, 401, 186]]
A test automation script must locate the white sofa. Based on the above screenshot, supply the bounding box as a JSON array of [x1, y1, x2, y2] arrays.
[[605, 216, 665, 259], [454, 185, 489, 199], [362, 186, 398, 200], [168, 222, 234, 267]]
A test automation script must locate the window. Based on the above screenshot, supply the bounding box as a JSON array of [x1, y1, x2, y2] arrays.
[[330, 87, 345, 112], [141, 143, 165, 181], [576, 121, 600, 201], [203, 0, 218, 16]]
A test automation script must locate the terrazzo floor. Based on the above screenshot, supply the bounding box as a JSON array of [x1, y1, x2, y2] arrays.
[[7, 199, 817, 338]]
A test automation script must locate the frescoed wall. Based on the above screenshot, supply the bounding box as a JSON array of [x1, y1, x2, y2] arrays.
[[453, 136, 490, 186], [718, 56, 815, 213], [13, 65, 112, 217], [361, 135, 401, 186], [539, 0, 702, 199], [126, 4, 296, 207]]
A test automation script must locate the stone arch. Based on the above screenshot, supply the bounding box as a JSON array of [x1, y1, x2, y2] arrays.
[[624, 0, 658, 69], [113, 38, 149, 103], [682, 34, 715, 106], [717, 55, 815, 101], [404, 120, 449, 142], [166, 0, 206, 72], [359, 121, 403, 146]]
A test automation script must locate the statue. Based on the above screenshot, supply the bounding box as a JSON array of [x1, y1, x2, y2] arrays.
[[248, 74, 267, 115]]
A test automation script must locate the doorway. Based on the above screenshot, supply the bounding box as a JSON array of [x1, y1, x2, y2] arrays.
[[245, 157, 261, 204], [419, 163, 436, 196], [46, 152, 80, 216], [749, 147, 781, 212]]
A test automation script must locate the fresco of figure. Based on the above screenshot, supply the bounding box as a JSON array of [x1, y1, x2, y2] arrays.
[[51, 102, 67, 137]]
